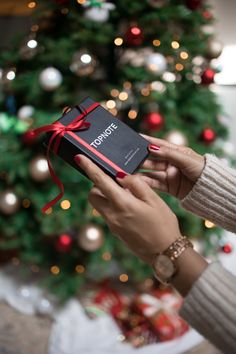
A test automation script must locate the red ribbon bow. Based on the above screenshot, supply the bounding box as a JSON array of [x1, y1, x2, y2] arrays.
[[32, 102, 100, 213]]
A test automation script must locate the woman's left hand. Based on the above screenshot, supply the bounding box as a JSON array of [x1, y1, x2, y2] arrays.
[[74, 154, 182, 265]]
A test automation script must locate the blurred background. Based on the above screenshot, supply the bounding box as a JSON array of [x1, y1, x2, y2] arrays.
[[0, 1, 235, 353]]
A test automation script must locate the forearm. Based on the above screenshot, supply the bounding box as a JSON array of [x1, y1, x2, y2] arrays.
[[181, 154, 236, 233]]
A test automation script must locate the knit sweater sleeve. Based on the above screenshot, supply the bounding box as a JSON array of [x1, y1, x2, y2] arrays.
[[181, 154, 236, 233], [180, 262, 236, 353]]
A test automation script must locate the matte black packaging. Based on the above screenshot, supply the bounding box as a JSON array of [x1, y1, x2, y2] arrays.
[[45, 97, 149, 179]]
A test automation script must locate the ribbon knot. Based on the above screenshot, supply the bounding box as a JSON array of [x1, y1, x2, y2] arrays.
[[31, 102, 99, 213]]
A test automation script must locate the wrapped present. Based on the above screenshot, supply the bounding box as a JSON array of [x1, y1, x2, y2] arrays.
[[133, 288, 189, 341]]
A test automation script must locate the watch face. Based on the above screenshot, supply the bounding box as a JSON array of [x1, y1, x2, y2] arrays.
[[153, 254, 176, 280]]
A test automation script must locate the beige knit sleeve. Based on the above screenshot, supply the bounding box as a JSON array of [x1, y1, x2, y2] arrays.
[[180, 262, 236, 353], [181, 154, 236, 233]]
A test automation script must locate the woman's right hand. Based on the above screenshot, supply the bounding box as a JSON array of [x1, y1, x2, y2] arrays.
[[139, 134, 205, 200]]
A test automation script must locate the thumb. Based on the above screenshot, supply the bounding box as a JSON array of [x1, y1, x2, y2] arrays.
[[116, 173, 157, 205]]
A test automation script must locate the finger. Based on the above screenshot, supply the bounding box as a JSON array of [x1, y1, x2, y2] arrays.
[[139, 159, 168, 171], [116, 174, 157, 206], [136, 172, 168, 192], [74, 154, 125, 203], [91, 186, 107, 199], [140, 134, 173, 148], [88, 187, 110, 217]]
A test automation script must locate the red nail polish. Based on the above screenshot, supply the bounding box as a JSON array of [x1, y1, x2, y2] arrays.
[[116, 171, 127, 179], [149, 144, 160, 151], [74, 155, 80, 164]]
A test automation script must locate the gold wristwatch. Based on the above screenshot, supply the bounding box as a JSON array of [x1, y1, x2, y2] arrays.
[[152, 236, 193, 285]]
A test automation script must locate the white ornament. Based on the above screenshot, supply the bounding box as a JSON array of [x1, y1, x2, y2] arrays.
[[84, 2, 115, 23], [39, 67, 63, 91], [17, 105, 35, 120], [165, 130, 188, 146], [145, 53, 167, 74]]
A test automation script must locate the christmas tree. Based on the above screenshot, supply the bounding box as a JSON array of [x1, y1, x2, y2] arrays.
[[0, 0, 230, 300]]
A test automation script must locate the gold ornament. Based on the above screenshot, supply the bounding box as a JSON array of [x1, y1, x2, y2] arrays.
[[165, 130, 188, 146], [29, 156, 50, 182], [0, 190, 20, 215], [207, 39, 223, 59], [78, 224, 104, 252]]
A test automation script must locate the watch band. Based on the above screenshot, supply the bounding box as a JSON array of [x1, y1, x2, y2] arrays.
[[164, 235, 193, 261]]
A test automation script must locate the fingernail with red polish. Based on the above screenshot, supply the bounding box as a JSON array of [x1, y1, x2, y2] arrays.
[[149, 144, 160, 151], [116, 171, 127, 179], [74, 155, 80, 165]]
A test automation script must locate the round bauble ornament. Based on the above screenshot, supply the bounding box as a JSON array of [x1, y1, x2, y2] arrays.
[[165, 130, 188, 146], [39, 67, 63, 91], [144, 112, 164, 131], [22, 129, 37, 146], [206, 40, 223, 59], [17, 105, 35, 122], [78, 224, 104, 252], [84, 2, 115, 23], [221, 243, 233, 254], [185, 0, 202, 10], [70, 50, 96, 76], [201, 128, 216, 144], [0, 190, 20, 215], [201, 69, 215, 85], [147, 0, 169, 8], [29, 156, 50, 182], [125, 26, 144, 46], [145, 53, 167, 74], [55, 234, 73, 253]]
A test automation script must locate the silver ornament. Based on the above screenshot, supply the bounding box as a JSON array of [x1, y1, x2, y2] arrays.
[[165, 130, 188, 146], [78, 224, 104, 252], [0, 190, 20, 215], [17, 105, 35, 121], [145, 53, 167, 74], [70, 50, 96, 76], [39, 67, 63, 91], [29, 156, 50, 182], [84, 2, 115, 23], [207, 40, 223, 59]]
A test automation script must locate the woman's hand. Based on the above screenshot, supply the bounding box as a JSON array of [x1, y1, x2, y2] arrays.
[[139, 135, 205, 200], [74, 155, 182, 265]]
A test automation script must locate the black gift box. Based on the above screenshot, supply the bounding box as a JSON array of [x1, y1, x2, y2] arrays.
[[44, 97, 149, 179]]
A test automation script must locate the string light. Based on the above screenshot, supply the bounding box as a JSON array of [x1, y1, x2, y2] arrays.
[[60, 199, 71, 210], [106, 100, 116, 109], [128, 110, 138, 119], [28, 1, 37, 9], [205, 220, 215, 228], [31, 24, 39, 32], [175, 63, 184, 71], [75, 265, 85, 273], [102, 252, 112, 261], [119, 274, 129, 282], [123, 81, 132, 89], [110, 108, 118, 116], [77, 0, 86, 4], [180, 51, 189, 60], [114, 37, 123, 46], [153, 39, 161, 47], [22, 199, 31, 208], [119, 92, 128, 101], [92, 208, 101, 217], [171, 41, 180, 49], [141, 87, 150, 96], [110, 89, 119, 97], [50, 265, 60, 275]]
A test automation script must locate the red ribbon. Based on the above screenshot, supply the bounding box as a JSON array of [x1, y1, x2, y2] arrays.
[[32, 102, 99, 213]]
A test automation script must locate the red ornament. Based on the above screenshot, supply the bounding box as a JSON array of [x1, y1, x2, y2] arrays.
[[201, 69, 215, 85], [144, 112, 164, 131], [201, 128, 216, 144], [125, 26, 144, 46], [185, 0, 202, 10], [55, 234, 73, 253], [22, 130, 37, 146], [222, 243, 233, 254], [202, 11, 213, 20]]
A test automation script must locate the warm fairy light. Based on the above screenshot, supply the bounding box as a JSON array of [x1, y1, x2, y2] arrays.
[[119, 92, 128, 101], [110, 89, 119, 97], [75, 265, 85, 273], [175, 63, 184, 71], [171, 41, 180, 49], [81, 53, 92, 64], [180, 51, 189, 60], [12, 257, 20, 266], [162, 72, 176, 83], [123, 81, 132, 89], [114, 37, 123, 46], [50, 265, 60, 275], [102, 252, 112, 261], [128, 110, 138, 119], [61, 8, 69, 14], [6, 71, 15, 81], [92, 208, 101, 217], [131, 27, 141, 35], [27, 39, 38, 49], [106, 100, 116, 109], [45, 207, 53, 215], [31, 265, 39, 273], [28, 1, 36, 9], [119, 274, 129, 282], [153, 39, 161, 47], [110, 108, 118, 116], [141, 87, 150, 96], [151, 81, 166, 92], [77, 0, 86, 4], [60, 199, 71, 210], [31, 24, 39, 32], [205, 220, 215, 228], [22, 199, 31, 208]]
